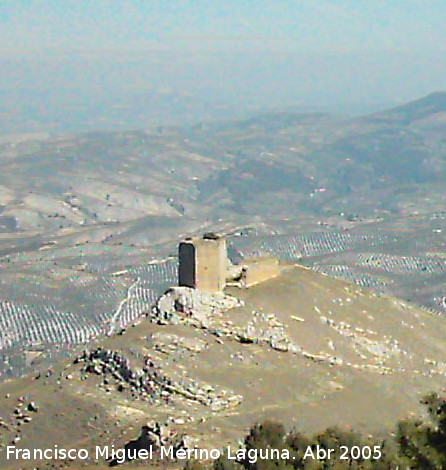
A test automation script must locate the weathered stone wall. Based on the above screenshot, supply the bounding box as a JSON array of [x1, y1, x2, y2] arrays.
[[195, 237, 227, 292], [242, 257, 280, 287], [179, 235, 279, 292], [178, 236, 227, 292]]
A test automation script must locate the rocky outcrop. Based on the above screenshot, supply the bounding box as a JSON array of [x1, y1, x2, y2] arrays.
[[76, 348, 242, 410], [152, 287, 243, 326]]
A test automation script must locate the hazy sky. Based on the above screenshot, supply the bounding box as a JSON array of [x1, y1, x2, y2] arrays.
[[1, 1, 446, 132], [1, 0, 446, 53]]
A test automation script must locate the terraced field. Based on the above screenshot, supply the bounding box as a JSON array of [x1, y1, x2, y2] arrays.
[[0, 247, 178, 378], [229, 222, 446, 317], [229, 231, 394, 260]]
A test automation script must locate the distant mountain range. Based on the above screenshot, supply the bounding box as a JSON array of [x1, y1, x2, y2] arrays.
[[0, 92, 445, 249]]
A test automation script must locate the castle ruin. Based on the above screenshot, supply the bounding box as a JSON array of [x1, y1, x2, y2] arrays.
[[178, 233, 279, 292], [178, 233, 228, 292]]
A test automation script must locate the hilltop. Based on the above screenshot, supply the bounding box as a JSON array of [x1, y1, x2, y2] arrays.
[[365, 91, 446, 125], [1, 264, 446, 469]]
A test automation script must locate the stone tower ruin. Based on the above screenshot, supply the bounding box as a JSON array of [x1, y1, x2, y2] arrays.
[[178, 233, 227, 293]]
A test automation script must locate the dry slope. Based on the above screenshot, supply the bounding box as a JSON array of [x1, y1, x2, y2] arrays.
[[0, 265, 446, 469]]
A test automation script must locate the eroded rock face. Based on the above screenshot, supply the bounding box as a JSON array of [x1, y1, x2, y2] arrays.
[[154, 288, 295, 351], [152, 287, 243, 326], [153, 288, 296, 352]]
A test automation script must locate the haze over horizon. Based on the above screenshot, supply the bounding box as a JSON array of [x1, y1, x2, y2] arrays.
[[1, 0, 446, 134]]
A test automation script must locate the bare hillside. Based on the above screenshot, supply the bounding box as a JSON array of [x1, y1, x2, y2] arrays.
[[1, 265, 445, 469]]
